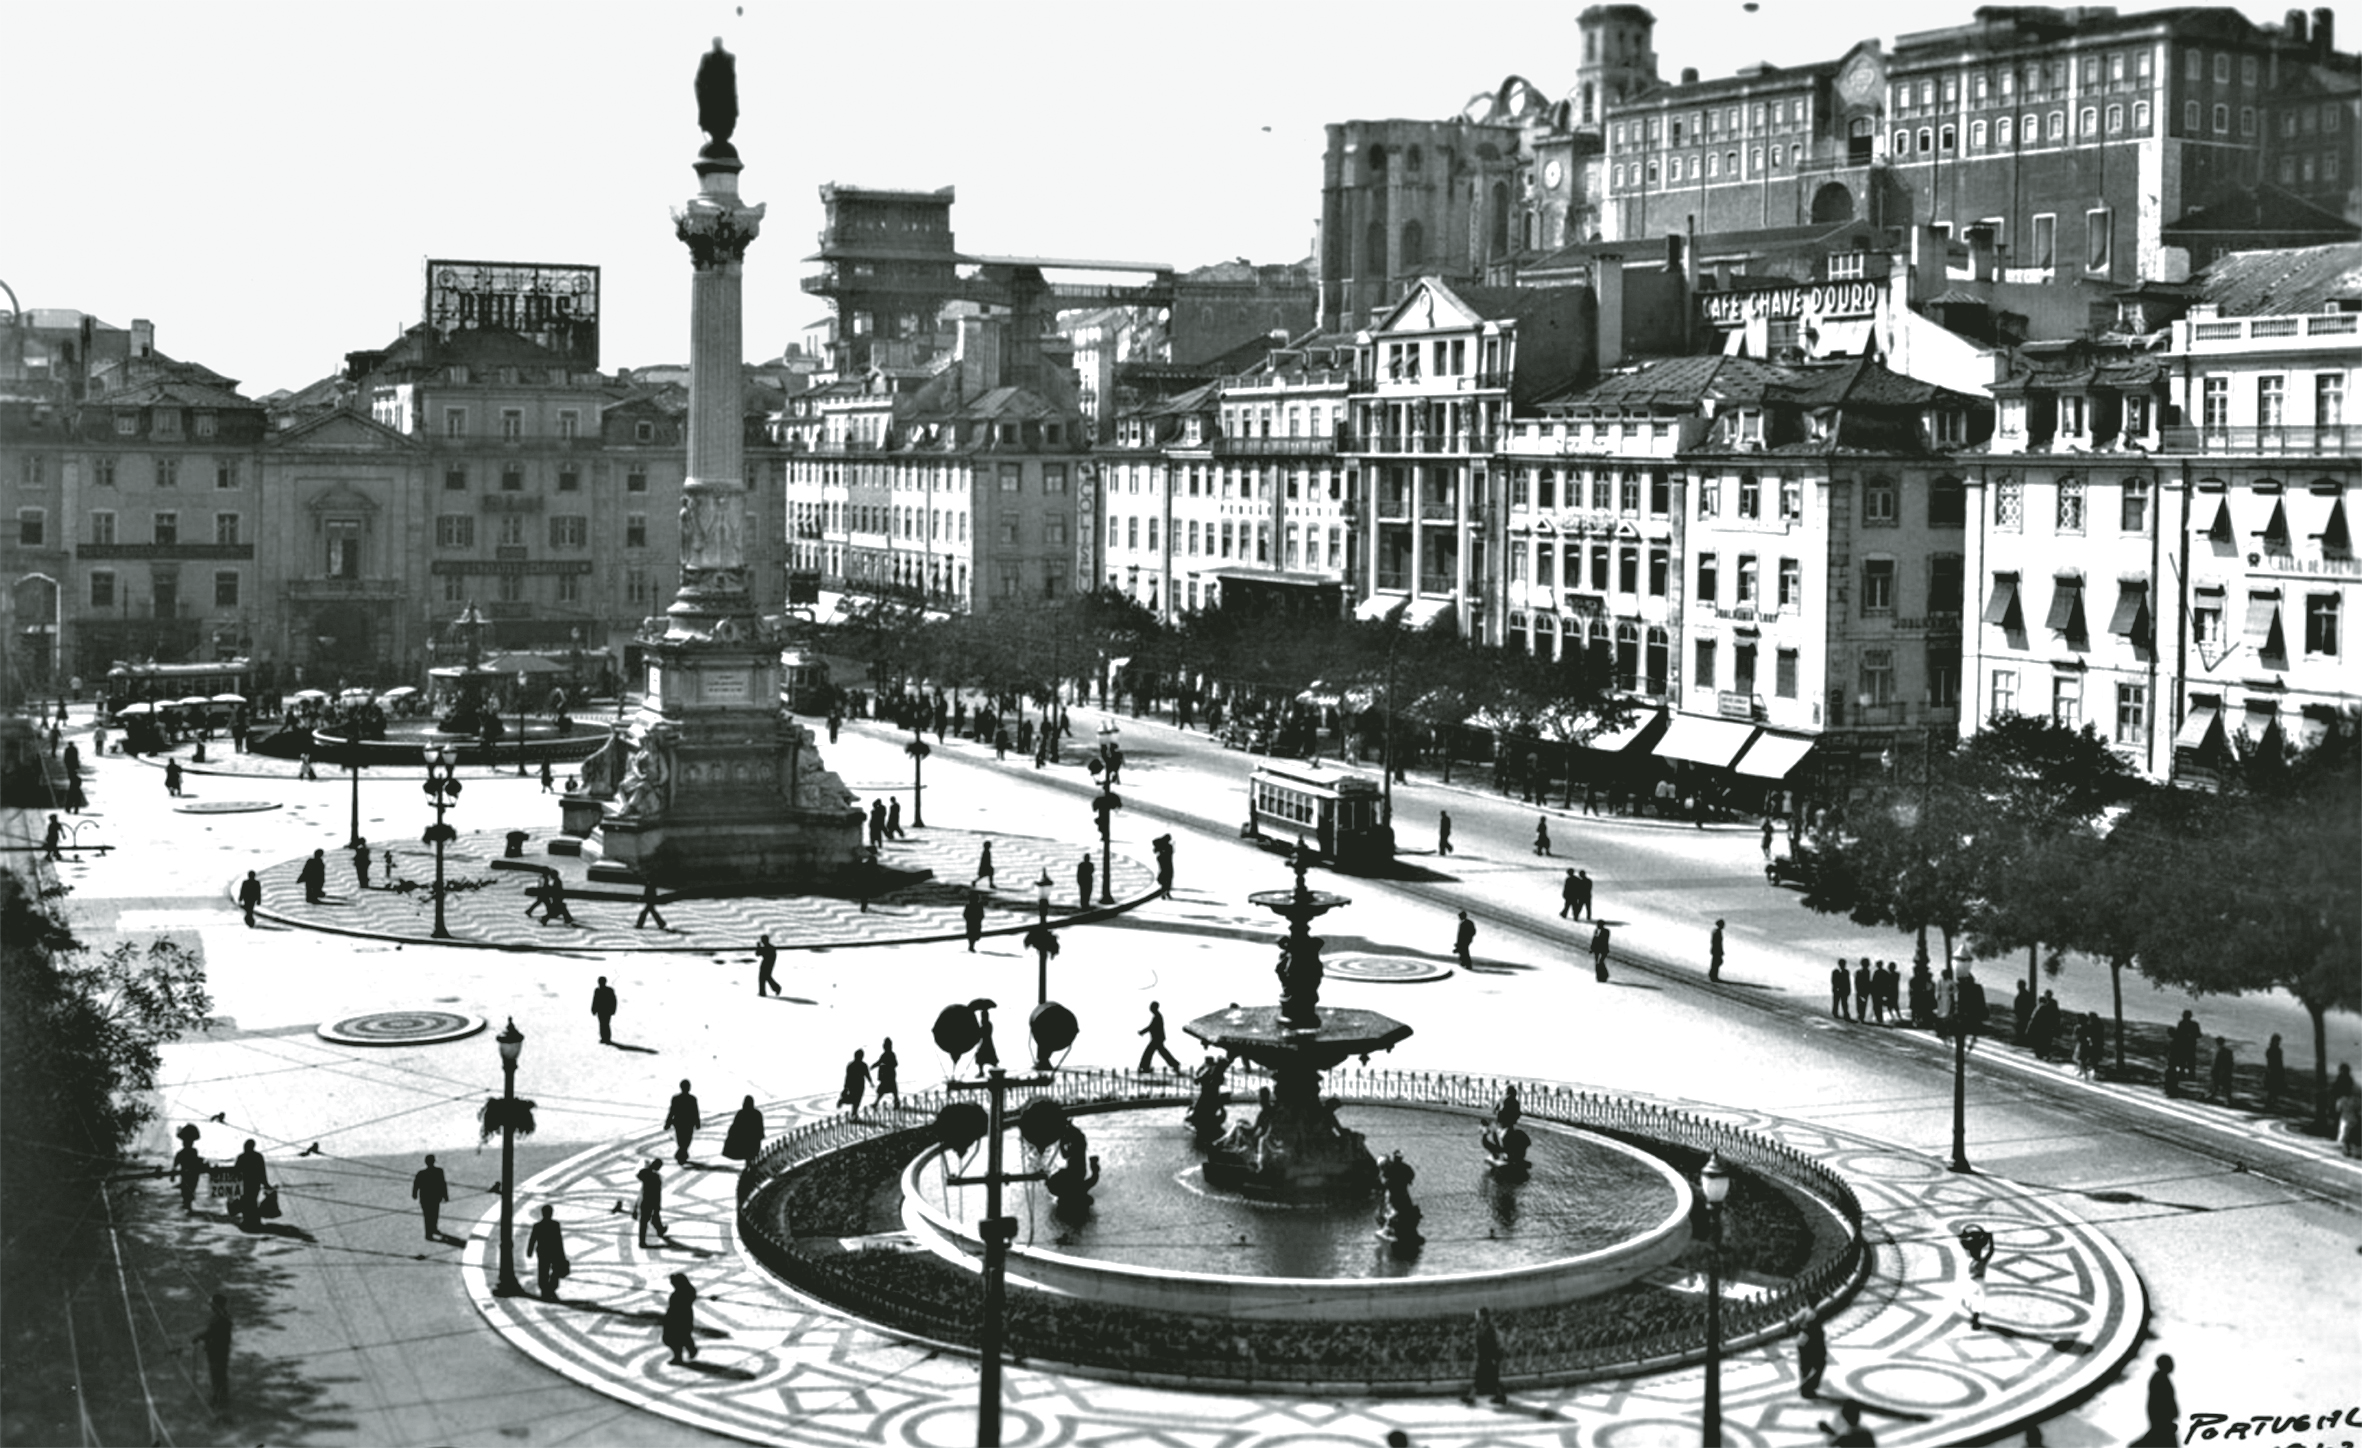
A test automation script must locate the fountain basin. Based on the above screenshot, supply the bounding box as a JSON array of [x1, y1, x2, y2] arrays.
[[903, 1102, 1693, 1322]]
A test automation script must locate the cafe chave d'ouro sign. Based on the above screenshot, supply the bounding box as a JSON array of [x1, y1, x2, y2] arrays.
[[1701, 280, 1879, 326]]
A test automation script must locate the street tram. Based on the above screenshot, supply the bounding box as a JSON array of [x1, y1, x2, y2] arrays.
[[103, 658, 253, 708], [1244, 762, 1394, 871]]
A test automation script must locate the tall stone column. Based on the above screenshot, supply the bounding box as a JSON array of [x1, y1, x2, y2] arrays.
[[668, 130, 765, 639]]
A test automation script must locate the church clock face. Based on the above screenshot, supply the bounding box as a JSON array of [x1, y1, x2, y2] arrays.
[[1544, 160, 1564, 190]]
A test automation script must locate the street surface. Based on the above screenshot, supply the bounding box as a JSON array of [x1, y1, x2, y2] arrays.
[[5, 697, 2355, 1447]]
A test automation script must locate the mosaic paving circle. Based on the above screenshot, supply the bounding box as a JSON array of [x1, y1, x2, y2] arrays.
[[317, 1009, 486, 1046], [1324, 952, 1455, 983]]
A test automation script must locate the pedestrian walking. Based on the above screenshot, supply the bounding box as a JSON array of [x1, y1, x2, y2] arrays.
[[2028, 989, 2062, 1058], [412, 1154, 449, 1240], [1818, 1401, 1877, 1445], [173, 1126, 206, 1212], [887, 797, 904, 840], [663, 1273, 700, 1364], [1795, 1312, 1827, 1398], [2166, 1010, 2202, 1095], [875, 1038, 900, 1111], [2012, 981, 2035, 1044], [2263, 1033, 2285, 1109], [1559, 869, 1581, 919], [1153, 834, 1175, 898], [298, 753, 318, 781], [754, 934, 780, 996], [1909, 963, 1934, 1027], [2132, 1354, 2179, 1446], [1453, 910, 1477, 971], [634, 876, 668, 930], [838, 1048, 871, 1120], [192, 1294, 233, 1411], [635, 1159, 667, 1245], [352, 839, 372, 892], [826, 709, 841, 744], [237, 870, 262, 927], [298, 849, 327, 904], [233, 1139, 269, 1232], [1572, 868, 1593, 921], [591, 976, 618, 1044], [1461, 1306, 1506, 1406], [92, 724, 106, 758], [975, 1003, 1001, 1069], [1437, 810, 1453, 856], [962, 890, 986, 951], [1589, 922, 1612, 982], [722, 1096, 765, 1163], [2075, 1013, 2104, 1080], [868, 799, 886, 849], [2338, 1076, 2361, 1159], [1708, 919, 1725, 983], [664, 1080, 701, 1165], [539, 759, 554, 793], [526, 1205, 567, 1300], [63, 770, 86, 814], [165, 758, 185, 796], [976, 840, 996, 887], [2205, 1037, 2236, 1105], [42, 813, 62, 861], [1532, 816, 1551, 856], [1958, 1223, 1996, 1328], [1831, 959, 1853, 1020], [1855, 959, 1875, 1024], [1761, 817, 1776, 858], [1075, 852, 1094, 909], [1138, 1001, 1183, 1073]]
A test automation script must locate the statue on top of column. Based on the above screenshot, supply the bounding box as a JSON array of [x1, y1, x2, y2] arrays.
[[695, 39, 738, 160]]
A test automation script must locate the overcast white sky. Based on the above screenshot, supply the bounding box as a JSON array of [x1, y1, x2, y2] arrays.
[[5, 0, 2295, 395]]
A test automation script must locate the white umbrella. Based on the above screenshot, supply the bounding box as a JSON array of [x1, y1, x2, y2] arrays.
[[115, 702, 155, 716], [211, 692, 248, 705], [338, 688, 372, 702], [380, 685, 419, 699], [291, 689, 330, 702], [176, 696, 212, 709]]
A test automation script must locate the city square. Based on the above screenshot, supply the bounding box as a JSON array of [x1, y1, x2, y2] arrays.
[[4, 4, 2360, 1446]]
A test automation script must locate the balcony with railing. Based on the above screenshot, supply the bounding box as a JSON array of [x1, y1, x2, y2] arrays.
[[1343, 431, 1498, 455], [2158, 424, 2362, 454], [1214, 435, 1340, 458], [2176, 311, 2360, 354]]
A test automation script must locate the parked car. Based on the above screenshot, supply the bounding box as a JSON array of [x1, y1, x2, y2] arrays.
[[1765, 845, 1821, 889]]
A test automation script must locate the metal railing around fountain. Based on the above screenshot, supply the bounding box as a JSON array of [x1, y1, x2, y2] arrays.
[[737, 1067, 1870, 1391]]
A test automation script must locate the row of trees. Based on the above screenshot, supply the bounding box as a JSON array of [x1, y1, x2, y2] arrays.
[[819, 589, 1631, 750], [1797, 713, 2359, 1127]]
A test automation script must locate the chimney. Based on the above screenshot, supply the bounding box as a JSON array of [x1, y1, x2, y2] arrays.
[[2314, 7, 2333, 52], [1596, 253, 1626, 373], [1680, 66, 1700, 84], [2286, 8, 2308, 42], [132, 318, 154, 359], [77, 315, 95, 400]]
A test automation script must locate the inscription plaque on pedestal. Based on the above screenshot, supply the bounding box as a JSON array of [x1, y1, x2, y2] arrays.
[[701, 670, 751, 702]]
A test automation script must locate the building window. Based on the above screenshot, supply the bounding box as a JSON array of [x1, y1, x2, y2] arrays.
[[2056, 476, 2086, 532], [445, 467, 467, 491], [557, 468, 579, 492], [1996, 476, 2023, 528], [550, 515, 587, 549], [501, 409, 524, 441], [2106, 104, 2123, 134], [322, 518, 356, 577], [626, 469, 648, 493], [1928, 477, 1965, 527], [1942, 124, 1956, 151], [1895, 129, 1910, 156], [1861, 648, 1895, 706], [1918, 127, 1933, 154], [497, 514, 525, 548], [113, 413, 135, 437], [94, 456, 116, 487], [2320, 373, 2346, 426], [1738, 473, 1761, 519], [1972, 120, 1988, 147], [2032, 213, 2056, 269], [1736, 555, 1759, 605], [556, 573, 580, 604], [1043, 463, 1067, 495], [557, 410, 579, 440], [496, 574, 524, 604], [2125, 395, 2151, 436], [1047, 516, 1067, 547], [626, 568, 652, 606], [214, 571, 240, 609], [2114, 683, 2148, 747], [1698, 476, 1719, 517], [153, 512, 178, 546], [2079, 106, 2097, 137], [1695, 638, 1717, 689], [2258, 375, 2286, 427], [89, 511, 115, 545], [2120, 476, 2152, 531], [1998, 116, 2013, 146], [2212, 103, 2228, 134], [16, 508, 44, 546], [156, 457, 179, 488], [2051, 672, 2082, 728], [1696, 552, 1718, 603], [89, 571, 114, 609], [1862, 557, 1896, 614], [2134, 101, 2150, 130], [2307, 594, 2341, 655], [2239, 106, 2255, 136], [445, 408, 466, 438], [437, 515, 475, 548], [214, 513, 240, 546], [1005, 515, 1022, 547], [626, 514, 648, 549], [1864, 479, 1897, 523], [2203, 376, 2229, 429], [999, 464, 1022, 492], [2242, 54, 2257, 86], [2213, 51, 2230, 83], [1928, 553, 1964, 615], [2047, 110, 2065, 140], [2184, 99, 2200, 132], [1990, 667, 2016, 717], [215, 461, 239, 489]]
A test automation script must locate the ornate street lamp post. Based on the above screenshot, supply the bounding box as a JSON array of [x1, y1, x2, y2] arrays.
[[1025, 868, 1059, 1004], [422, 744, 462, 939], [491, 1018, 528, 1298], [1700, 1149, 1731, 1446], [516, 670, 530, 776], [1089, 719, 1120, 905], [905, 725, 931, 828]]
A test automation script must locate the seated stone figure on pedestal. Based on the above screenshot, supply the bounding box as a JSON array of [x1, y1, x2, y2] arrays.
[[1044, 1122, 1100, 1221], [1374, 1149, 1423, 1249], [1186, 1053, 1234, 1148]]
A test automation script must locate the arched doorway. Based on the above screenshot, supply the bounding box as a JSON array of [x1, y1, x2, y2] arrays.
[[1811, 182, 1857, 224]]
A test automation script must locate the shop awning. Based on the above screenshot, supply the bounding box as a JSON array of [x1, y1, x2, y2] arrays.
[[1733, 729, 1816, 779], [2243, 594, 2281, 638], [2044, 576, 2084, 631], [1654, 713, 1760, 768], [2107, 582, 2149, 637], [1579, 707, 1665, 752], [1356, 594, 1410, 622], [2172, 703, 2222, 750], [1981, 574, 2021, 626]]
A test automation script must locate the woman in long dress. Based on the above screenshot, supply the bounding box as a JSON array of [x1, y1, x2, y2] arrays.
[[662, 1273, 699, 1364]]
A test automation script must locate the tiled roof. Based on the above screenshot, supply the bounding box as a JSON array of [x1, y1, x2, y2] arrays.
[[2195, 241, 2362, 317], [1543, 355, 1799, 409], [103, 378, 256, 410]]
